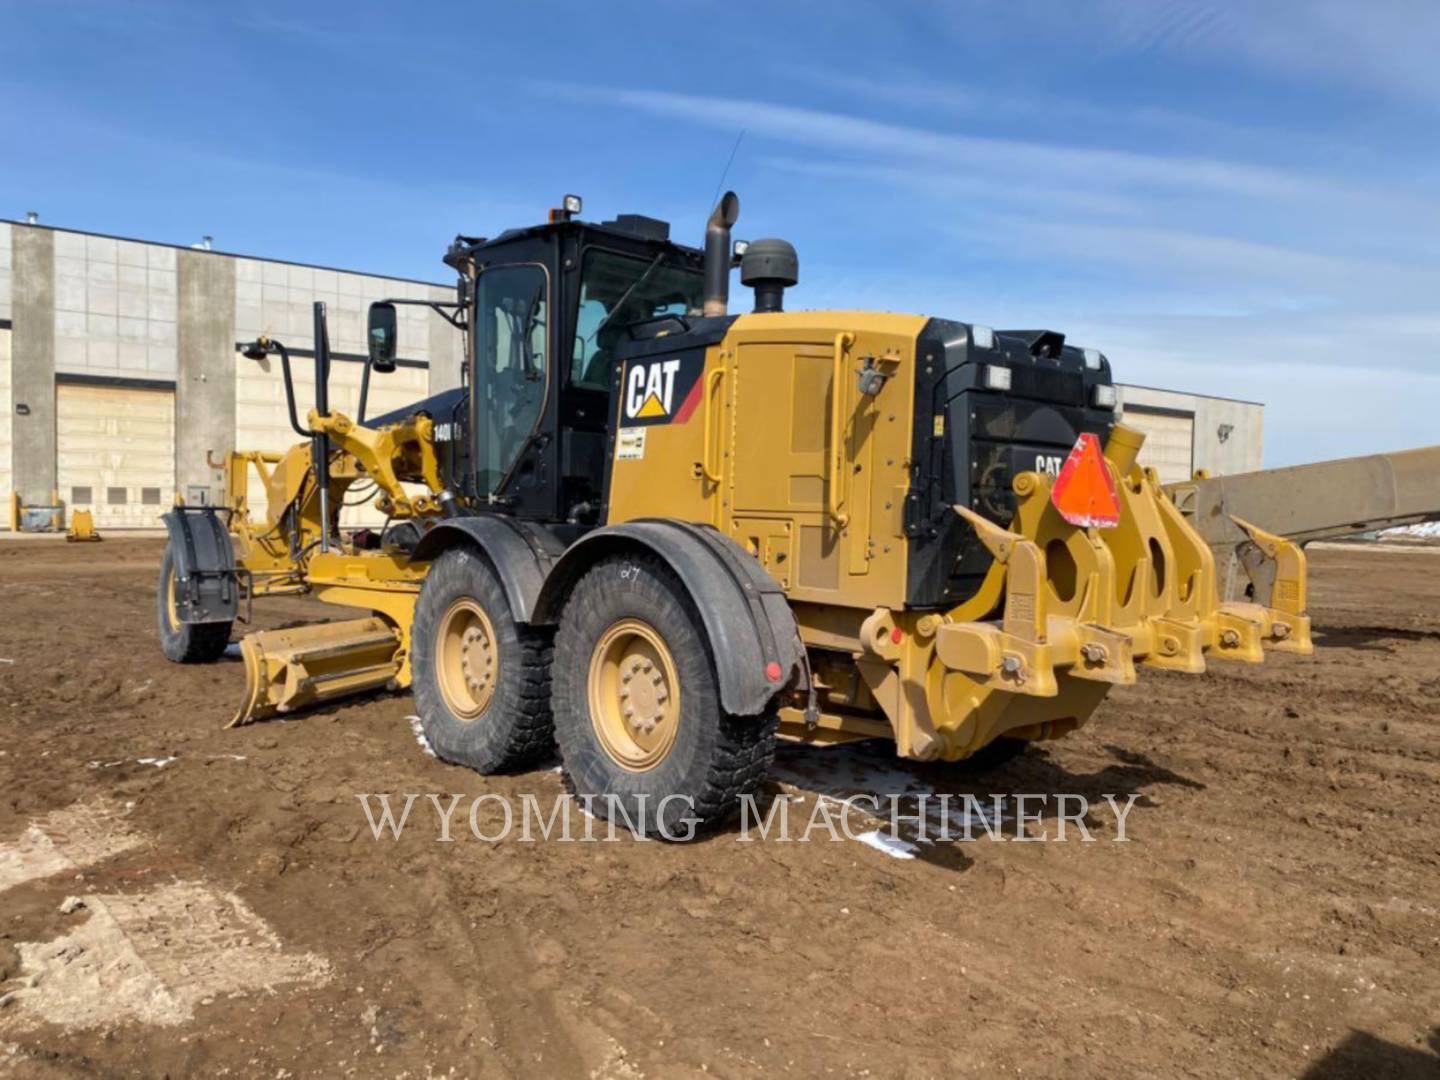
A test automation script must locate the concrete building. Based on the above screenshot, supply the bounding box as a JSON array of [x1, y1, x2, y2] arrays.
[[1116, 383, 1264, 485], [0, 218, 1263, 530], [0, 219, 461, 529]]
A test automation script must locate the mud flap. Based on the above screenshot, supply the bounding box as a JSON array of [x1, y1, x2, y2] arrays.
[[160, 507, 241, 624]]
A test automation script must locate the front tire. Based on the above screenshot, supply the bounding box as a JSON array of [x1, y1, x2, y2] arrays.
[[157, 544, 232, 663], [552, 554, 777, 838], [411, 546, 554, 772]]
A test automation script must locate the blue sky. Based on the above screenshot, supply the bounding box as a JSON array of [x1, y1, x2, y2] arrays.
[[4, 0, 1438, 465]]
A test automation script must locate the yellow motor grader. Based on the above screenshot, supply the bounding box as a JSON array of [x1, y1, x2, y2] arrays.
[[158, 192, 1311, 833]]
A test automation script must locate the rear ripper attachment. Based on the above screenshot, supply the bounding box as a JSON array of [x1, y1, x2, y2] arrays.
[[859, 423, 1312, 762]]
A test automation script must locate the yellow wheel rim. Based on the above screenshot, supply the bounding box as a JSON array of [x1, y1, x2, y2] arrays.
[[165, 565, 181, 631], [436, 598, 499, 721], [587, 618, 681, 772]]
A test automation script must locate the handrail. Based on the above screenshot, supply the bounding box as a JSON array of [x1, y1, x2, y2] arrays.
[[700, 366, 726, 485], [829, 332, 854, 529]]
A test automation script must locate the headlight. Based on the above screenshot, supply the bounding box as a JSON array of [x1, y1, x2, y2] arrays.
[[972, 324, 995, 350], [1082, 348, 1105, 371], [1092, 384, 1117, 409], [983, 364, 1012, 391], [562, 194, 583, 214]]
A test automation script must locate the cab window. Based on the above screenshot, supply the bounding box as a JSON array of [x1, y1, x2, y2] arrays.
[[571, 250, 703, 390]]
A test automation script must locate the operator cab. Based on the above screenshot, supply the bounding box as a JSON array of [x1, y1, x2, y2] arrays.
[[432, 197, 706, 527]]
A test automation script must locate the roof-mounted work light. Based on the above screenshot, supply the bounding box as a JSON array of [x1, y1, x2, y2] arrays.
[[550, 194, 584, 222]]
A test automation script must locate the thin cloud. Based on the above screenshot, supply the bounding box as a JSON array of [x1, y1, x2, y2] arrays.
[[1023, 0, 1440, 110], [1098, 1, 1231, 56], [780, 65, 1355, 164], [989, 218, 1440, 305], [538, 82, 1322, 201], [759, 155, 1140, 218]]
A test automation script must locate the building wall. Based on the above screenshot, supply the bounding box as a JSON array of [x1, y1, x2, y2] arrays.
[[53, 231, 177, 380], [11, 227, 55, 501], [176, 249, 236, 506], [231, 259, 456, 367], [0, 224, 11, 516], [1117, 384, 1263, 482], [0, 220, 462, 529], [0, 220, 10, 322]]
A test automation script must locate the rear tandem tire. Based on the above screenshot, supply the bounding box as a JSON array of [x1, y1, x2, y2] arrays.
[[551, 554, 777, 839], [410, 546, 555, 773], [157, 544, 232, 664]]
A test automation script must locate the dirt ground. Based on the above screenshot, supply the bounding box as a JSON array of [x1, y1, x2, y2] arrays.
[[0, 536, 1436, 1078]]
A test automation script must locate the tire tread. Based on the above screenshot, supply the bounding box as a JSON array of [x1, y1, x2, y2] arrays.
[[552, 553, 776, 835], [157, 545, 232, 664], [411, 546, 555, 773]]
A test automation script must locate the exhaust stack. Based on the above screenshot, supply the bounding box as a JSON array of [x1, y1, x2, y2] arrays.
[[702, 191, 740, 317]]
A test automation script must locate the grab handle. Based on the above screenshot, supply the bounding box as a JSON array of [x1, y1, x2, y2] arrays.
[[829, 332, 854, 529], [700, 366, 726, 485]]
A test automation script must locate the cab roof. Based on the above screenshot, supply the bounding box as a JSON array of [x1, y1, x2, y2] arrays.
[[445, 213, 703, 273], [472, 214, 699, 255]]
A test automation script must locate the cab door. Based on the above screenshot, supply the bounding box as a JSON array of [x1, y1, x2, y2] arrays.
[[472, 262, 553, 514]]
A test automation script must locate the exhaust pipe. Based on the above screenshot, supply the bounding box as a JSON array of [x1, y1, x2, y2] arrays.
[[702, 191, 740, 317]]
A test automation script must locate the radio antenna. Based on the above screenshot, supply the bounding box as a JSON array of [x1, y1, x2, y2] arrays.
[[709, 130, 746, 211]]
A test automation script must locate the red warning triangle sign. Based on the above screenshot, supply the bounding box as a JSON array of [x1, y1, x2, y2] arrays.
[[1050, 433, 1121, 528]]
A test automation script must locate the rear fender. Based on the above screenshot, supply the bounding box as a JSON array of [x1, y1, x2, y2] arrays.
[[532, 520, 804, 718]]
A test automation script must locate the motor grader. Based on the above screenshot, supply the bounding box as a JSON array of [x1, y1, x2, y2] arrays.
[[157, 192, 1312, 834]]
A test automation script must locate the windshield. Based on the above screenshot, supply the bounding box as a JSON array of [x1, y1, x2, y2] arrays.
[[572, 249, 703, 390], [472, 264, 548, 496]]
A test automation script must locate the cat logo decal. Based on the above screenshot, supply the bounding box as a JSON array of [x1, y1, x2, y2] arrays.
[[620, 352, 705, 426]]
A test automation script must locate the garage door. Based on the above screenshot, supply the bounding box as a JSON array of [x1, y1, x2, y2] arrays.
[[58, 383, 175, 529], [1123, 407, 1194, 485]]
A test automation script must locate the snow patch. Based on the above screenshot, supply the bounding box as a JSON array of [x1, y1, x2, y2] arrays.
[[853, 829, 919, 860], [771, 741, 1009, 855], [406, 714, 437, 758], [1383, 521, 1440, 538]]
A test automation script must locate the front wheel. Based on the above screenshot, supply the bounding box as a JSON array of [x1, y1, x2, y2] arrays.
[[551, 554, 777, 838], [411, 546, 555, 772], [157, 543, 232, 663]]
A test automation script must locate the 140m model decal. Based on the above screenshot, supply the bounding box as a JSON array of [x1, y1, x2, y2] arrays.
[[619, 351, 706, 426]]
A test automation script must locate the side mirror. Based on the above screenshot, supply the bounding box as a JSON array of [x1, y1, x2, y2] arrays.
[[367, 302, 398, 373]]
